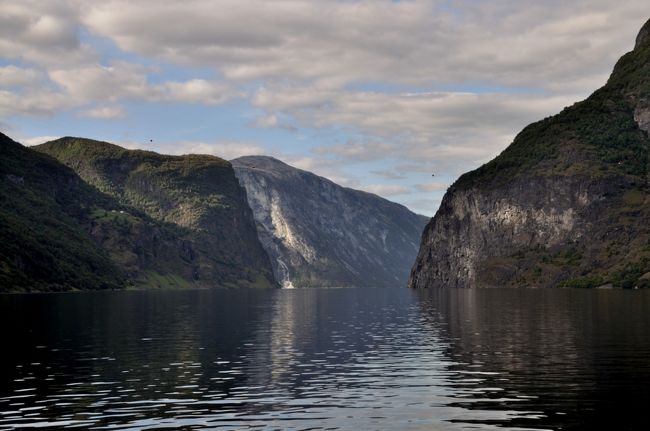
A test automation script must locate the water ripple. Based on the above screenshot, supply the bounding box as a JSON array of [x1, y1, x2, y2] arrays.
[[0, 288, 649, 430]]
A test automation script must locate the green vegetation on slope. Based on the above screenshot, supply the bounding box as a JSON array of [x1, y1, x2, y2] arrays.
[[455, 24, 650, 191], [449, 22, 650, 288], [35, 137, 276, 289], [456, 89, 648, 191], [0, 133, 125, 292]]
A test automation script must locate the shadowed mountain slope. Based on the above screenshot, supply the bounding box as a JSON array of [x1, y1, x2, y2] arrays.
[[410, 18, 650, 289], [34, 137, 276, 289], [1, 133, 126, 291], [233, 155, 428, 287]]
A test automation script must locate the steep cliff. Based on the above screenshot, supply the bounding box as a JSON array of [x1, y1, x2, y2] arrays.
[[232, 156, 428, 287], [36, 138, 276, 289], [410, 18, 650, 289]]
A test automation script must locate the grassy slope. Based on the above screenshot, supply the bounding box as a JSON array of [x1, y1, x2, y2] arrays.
[[446, 21, 650, 288], [35, 137, 276, 289], [456, 46, 650, 190], [0, 133, 125, 292]]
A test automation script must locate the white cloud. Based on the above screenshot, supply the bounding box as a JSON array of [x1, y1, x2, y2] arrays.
[[370, 169, 406, 180], [254, 87, 577, 144], [75, 0, 650, 180], [0, 1, 95, 67], [0, 88, 76, 117], [78, 105, 126, 119], [0, 65, 41, 87], [142, 140, 266, 160], [0, 62, 236, 119], [48, 63, 237, 105], [2, 0, 649, 214], [21, 135, 61, 146], [253, 114, 278, 128], [48, 62, 149, 101], [158, 79, 238, 105], [280, 155, 327, 172], [253, 88, 578, 176], [313, 141, 393, 162], [81, 0, 647, 90]]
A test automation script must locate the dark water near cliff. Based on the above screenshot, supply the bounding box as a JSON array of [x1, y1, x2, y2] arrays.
[[1, 288, 649, 430]]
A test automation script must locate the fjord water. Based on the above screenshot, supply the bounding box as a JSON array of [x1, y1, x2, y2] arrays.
[[1, 288, 649, 430]]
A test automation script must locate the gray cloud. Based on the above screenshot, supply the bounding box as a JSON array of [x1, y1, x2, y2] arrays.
[[0, 1, 96, 67], [414, 182, 449, 193], [0, 62, 238, 117], [121, 139, 266, 160], [370, 170, 407, 180], [0, 66, 42, 87], [2, 0, 648, 211], [77, 0, 650, 184], [264, 89, 577, 177], [0, 87, 75, 117], [48, 63, 239, 105], [360, 184, 411, 197], [81, 0, 647, 90], [313, 141, 394, 162], [78, 105, 126, 119]]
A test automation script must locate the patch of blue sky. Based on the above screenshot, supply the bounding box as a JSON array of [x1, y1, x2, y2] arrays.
[[9, 111, 115, 141], [79, 27, 218, 83], [79, 27, 150, 67], [0, 57, 39, 69], [12, 97, 350, 159], [343, 157, 429, 184], [104, 100, 301, 150], [0, 58, 16, 67]]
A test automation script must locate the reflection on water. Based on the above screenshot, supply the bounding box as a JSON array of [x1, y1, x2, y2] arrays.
[[415, 288, 650, 430], [0, 288, 649, 430]]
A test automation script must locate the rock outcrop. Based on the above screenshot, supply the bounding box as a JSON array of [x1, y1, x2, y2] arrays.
[[233, 156, 428, 287], [410, 18, 650, 289]]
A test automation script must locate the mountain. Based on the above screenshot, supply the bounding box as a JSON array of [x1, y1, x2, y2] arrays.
[[33, 137, 276, 290], [0, 133, 126, 291], [232, 156, 429, 287], [409, 18, 650, 289]]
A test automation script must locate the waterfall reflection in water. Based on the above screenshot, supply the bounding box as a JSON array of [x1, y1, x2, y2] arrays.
[[0, 287, 649, 430]]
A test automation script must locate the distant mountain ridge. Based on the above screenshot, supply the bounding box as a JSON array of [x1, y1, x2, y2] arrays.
[[1, 132, 427, 291], [409, 17, 650, 289], [232, 155, 428, 287]]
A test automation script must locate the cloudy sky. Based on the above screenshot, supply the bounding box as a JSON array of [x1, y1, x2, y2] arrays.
[[1, 0, 648, 215]]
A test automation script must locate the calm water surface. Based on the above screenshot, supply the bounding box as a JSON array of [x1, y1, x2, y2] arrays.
[[1, 287, 649, 430]]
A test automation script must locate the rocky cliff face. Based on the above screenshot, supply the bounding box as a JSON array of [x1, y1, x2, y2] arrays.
[[410, 18, 650, 289], [36, 138, 276, 289], [232, 156, 428, 287]]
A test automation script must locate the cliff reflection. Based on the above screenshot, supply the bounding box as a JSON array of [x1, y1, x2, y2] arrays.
[[414, 288, 650, 430], [247, 288, 319, 386], [3, 288, 650, 430], [0, 289, 274, 421]]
